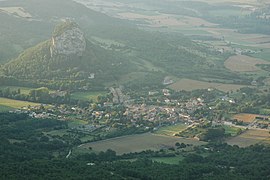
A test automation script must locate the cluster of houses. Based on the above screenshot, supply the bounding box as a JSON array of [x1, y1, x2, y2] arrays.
[[233, 48, 261, 55], [121, 96, 205, 125], [73, 124, 102, 133], [10, 103, 87, 121], [10, 83, 270, 137], [8, 86, 207, 133], [221, 96, 236, 104]]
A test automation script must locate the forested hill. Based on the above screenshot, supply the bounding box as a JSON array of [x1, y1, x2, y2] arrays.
[[1, 20, 236, 87], [0, 0, 130, 64], [1, 22, 135, 82]]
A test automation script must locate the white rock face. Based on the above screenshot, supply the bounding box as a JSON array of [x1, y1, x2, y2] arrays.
[[50, 26, 86, 57]]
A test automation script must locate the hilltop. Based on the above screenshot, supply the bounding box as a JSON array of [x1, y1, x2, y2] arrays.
[[0, 0, 128, 64], [1, 20, 238, 90], [2, 21, 134, 84]]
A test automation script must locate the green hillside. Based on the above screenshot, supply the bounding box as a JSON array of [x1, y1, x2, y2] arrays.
[[1, 21, 243, 89], [0, 0, 130, 64], [0, 0, 243, 87], [2, 25, 135, 83]]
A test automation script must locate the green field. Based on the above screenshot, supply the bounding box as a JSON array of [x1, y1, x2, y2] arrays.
[[79, 133, 205, 155], [79, 135, 95, 143], [45, 129, 68, 137], [208, 9, 251, 17], [71, 91, 107, 101], [0, 97, 40, 109], [222, 125, 243, 136], [91, 36, 125, 47], [178, 126, 207, 138], [177, 28, 212, 35], [0, 86, 33, 95], [154, 123, 188, 136], [230, 44, 260, 50], [68, 119, 88, 128], [260, 108, 270, 115], [251, 50, 270, 61]]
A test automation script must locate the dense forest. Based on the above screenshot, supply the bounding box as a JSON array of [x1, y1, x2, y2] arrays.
[[0, 113, 270, 179], [205, 6, 270, 35], [0, 0, 270, 179]]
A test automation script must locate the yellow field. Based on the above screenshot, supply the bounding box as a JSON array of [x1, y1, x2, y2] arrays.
[[0, 86, 32, 95], [202, 27, 270, 48], [227, 129, 270, 147], [79, 133, 205, 155], [233, 113, 265, 123], [169, 78, 246, 92], [117, 12, 216, 28], [0, 97, 40, 109], [245, 36, 270, 44], [0, 7, 32, 18], [225, 55, 270, 72], [196, 0, 260, 5]]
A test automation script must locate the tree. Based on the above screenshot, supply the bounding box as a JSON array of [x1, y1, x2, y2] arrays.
[[200, 128, 225, 141]]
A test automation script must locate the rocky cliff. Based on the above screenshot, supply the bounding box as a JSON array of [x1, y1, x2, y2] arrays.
[[2, 21, 132, 81], [50, 21, 86, 57]]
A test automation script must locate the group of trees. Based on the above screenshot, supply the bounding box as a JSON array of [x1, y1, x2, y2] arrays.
[[199, 128, 226, 141], [0, 113, 69, 162], [2, 29, 134, 85], [1, 113, 270, 179], [204, 5, 270, 35], [0, 87, 71, 104]]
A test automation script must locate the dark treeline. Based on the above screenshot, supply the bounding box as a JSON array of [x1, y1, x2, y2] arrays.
[[205, 5, 270, 35], [0, 75, 105, 91], [0, 86, 73, 105], [0, 86, 106, 107], [1, 113, 270, 179]]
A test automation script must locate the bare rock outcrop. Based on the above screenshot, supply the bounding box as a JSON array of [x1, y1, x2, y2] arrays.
[[50, 22, 86, 57]]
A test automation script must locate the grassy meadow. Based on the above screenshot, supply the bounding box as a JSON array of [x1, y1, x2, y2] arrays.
[[251, 49, 270, 61], [71, 91, 107, 101], [151, 156, 183, 165], [226, 129, 270, 147], [232, 113, 262, 123], [0, 97, 40, 110], [222, 125, 243, 136], [169, 78, 247, 92], [0, 86, 33, 95], [224, 55, 270, 72], [79, 133, 205, 155], [154, 123, 189, 136]]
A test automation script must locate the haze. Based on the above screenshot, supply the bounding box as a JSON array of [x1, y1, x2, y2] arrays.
[[0, 0, 270, 179]]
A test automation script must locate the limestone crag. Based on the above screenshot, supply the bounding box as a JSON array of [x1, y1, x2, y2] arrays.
[[50, 25, 86, 57]]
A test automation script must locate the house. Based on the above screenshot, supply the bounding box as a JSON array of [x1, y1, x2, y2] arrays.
[[162, 89, 170, 93], [88, 73, 95, 79], [148, 91, 158, 96], [163, 89, 171, 96], [163, 76, 174, 85], [164, 99, 170, 104], [251, 80, 257, 86]]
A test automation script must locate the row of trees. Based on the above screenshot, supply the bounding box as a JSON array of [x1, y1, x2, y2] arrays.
[[0, 87, 72, 104]]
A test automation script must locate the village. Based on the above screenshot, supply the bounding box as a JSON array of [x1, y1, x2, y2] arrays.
[[9, 84, 270, 140]]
